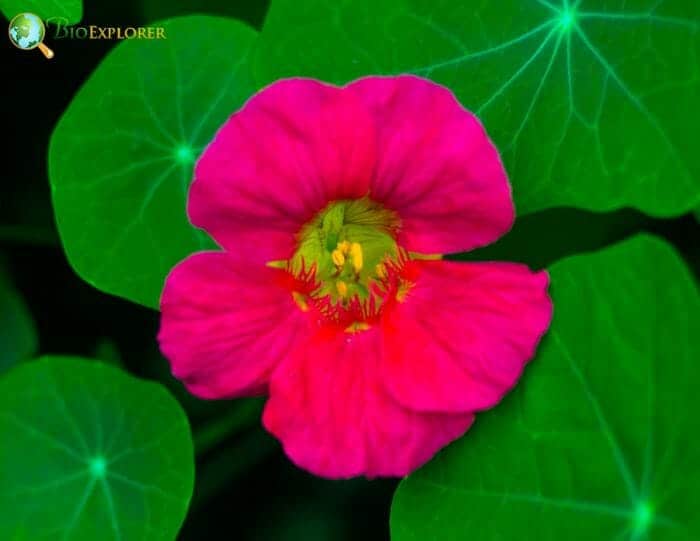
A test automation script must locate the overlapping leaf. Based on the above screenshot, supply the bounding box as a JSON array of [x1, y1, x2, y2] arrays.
[[49, 16, 258, 308], [391, 234, 700, 540], [256, 0, 700, 216], [0, 356, 194, 540]]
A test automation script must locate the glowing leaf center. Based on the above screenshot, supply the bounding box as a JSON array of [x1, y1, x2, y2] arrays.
[[89, 456, 107, 478], [558, 9, 575, 31], [174, 145, 195, 164], [632, 501, 653, 535]]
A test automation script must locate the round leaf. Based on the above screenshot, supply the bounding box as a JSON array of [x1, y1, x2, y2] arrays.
[[256, 0, 700, 216], [0, 356, 195, 540], [391, 234, 700, 540], [49, 16, 258, 308]]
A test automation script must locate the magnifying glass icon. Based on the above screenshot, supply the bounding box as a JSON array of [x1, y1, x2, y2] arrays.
[[8, 13, 54, 59]]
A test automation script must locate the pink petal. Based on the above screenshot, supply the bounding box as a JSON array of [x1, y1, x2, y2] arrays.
[[158, 252, 309, 398], [346, 75, 514, 255], [263, 327, 473, 479], [381, 260, 552, 413], [190, 78, 376, 264]]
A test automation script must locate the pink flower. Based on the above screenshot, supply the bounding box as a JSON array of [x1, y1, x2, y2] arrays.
[[159, 76, 552, 478]]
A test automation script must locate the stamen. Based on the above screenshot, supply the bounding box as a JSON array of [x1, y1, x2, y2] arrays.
[[283, 197, 412, 324], [292, 291, 309, 312], [350, 242, 363, 272], [331, 248, 345, 267], [396, 279, 414, 303], [336, 280, 349, 297]]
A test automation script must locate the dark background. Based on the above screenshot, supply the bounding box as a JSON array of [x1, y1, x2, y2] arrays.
[[2, 1, 698, 539]]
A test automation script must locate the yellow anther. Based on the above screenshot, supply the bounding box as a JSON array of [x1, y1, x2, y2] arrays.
[[292, 291, 309, 312], [336, 280, 349, 297], [337, 240, 351, 254], [331, 248, 345, 267], [349, 242, 363, 272], [375, 262, 387, 279]]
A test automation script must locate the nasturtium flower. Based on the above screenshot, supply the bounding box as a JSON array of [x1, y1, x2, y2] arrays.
[[159, 76, 553, 478]]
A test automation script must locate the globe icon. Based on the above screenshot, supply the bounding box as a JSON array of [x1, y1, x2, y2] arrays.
[[8, 12, 54, 58], [8, 12, 45, 49]]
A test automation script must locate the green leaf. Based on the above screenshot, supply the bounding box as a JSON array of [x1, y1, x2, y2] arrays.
[[0, 0, 81, 23], [0, 265, 37, 373], [140, 0, 268, 29], [255, 0, 700, 216], [391, 234, 699, 540], [192, 428, 276, 507], [0, 356, 195, 540], [193, 398, 264, 455], [93, 338, 123, 367], [49, 15, 258, 308]]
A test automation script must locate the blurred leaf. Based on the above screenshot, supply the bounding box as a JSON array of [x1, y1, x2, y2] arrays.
[[255, 509, 343, 541], [391, 234, 699, 539], [0, 356, 194, 540], [256, 0, 700, 216], [49, 16, 258, 308], [193, 427, 276, 507], [194, 398, 264, 455], [250, 476, 389, 541], [0, 0, 81, 23], [93, 338, 122, 367], [0, 265, 37, 374], [0, 225, 59, 247], [141, 0, 269, 29]]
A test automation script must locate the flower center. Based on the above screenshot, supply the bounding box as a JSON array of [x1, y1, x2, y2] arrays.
[[277, 197, 407, 329]]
